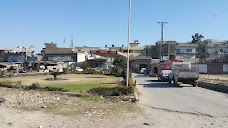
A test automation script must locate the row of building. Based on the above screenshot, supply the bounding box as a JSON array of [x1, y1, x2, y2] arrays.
[[0, 39, 228, 73]]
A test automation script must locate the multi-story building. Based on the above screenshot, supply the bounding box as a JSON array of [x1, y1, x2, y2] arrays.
[[6, 46, 35, 62], [0, 49, 12, 62], [175, 43, 198, 63], [204, 39, 228, 59], [147, 41, 199, 63], [42, 43, 77, 62]]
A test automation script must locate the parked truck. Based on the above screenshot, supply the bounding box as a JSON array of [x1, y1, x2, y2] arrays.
[[150, 60, 182, 81], [168, 62, 199, 87]]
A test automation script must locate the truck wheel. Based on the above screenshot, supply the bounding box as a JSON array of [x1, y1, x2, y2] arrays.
[[173, 79, 177, 84], [193, 81, 198, 87], [168, 79, 171, 84]]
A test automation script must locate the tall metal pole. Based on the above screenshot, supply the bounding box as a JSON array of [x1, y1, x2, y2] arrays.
[[158, 22, 167, 60], [126, 0, 131, 87], [71, 35, 74, 48], [167, 41, 170, 59]]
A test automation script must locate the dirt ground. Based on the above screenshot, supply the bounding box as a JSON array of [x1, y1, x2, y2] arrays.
[[199, 74, 228, 86], [0, 74, 228, 128], [200, 74, 228, 81], [0, 93, 227, 128]]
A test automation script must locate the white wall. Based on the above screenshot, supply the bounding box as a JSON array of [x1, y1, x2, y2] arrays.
[[77, 53, 86, 63]]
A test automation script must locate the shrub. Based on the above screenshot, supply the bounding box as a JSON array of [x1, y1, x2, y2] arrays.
[[88, 86, 134, 96], [42, 86, 68, 92], [16, 81, 22, 85], [85, 68, 101, 74], [1, 70, 8, 78], [0, 80, 13, 87], [0, 80, 23, 88], [121, 69, 132, 80], [111, 66, 123, 77], [128, 77, 135, 87], [0, 80, 68, 92], [24, 83, 41, 90], [63, 68, 69, 74], [82, 60, 89, 70]]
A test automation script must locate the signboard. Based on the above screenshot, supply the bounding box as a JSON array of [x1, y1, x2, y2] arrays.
[[90, 50, 117, 54], [223, 64, 228, 72]]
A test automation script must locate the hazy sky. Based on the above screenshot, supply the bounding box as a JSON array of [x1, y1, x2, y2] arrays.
[[0, 0, 227, 52]]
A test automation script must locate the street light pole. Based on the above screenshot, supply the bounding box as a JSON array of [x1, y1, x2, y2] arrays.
[[158, 22, 167, 60], [126, 0, 131, 87]]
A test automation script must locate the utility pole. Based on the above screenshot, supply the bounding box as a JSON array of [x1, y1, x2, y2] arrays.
[[167, 41, 170, 60], [126, 0, 131, 87], [71, 35, 74, 48], [158, 22, 167, 60]]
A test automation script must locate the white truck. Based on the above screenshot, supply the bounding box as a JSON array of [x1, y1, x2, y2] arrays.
[[168, 62, 199, 87], [158, 70, 172, 81]]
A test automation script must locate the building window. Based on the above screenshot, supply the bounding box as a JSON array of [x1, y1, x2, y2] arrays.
[[176, 49, 180, 53], [220, 49, 223, 52], [186, 49, 192, 53]]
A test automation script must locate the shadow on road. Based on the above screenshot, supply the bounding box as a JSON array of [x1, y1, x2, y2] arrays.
[[146, 80, 161, 82], [138, 83, 195, 88], [138, 83, 181, 88]]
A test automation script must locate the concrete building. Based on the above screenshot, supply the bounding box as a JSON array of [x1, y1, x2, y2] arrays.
[[204, 39, 228, 59], [175, 43, 198, 63], [109, 40, 145, 57], [42, 43, 77, 62], [145, 41, 199, 63], [0, 49, 12, 62]]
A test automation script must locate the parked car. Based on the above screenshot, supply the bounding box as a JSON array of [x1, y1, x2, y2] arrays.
[[140, 68, 146, 74], [19, 69, 27, 73], [75, 67, 83, 72]]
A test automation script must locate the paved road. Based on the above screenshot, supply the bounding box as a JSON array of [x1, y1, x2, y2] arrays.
[[134, 74, 228, 117]]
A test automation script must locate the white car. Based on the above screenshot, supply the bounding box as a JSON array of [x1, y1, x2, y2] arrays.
[[76, 67, 83, 72], [140, 68, 146, 74]]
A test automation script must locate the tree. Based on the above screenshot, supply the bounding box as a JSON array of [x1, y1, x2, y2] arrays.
[[1, 70, 8, 79], [112, 55, 132, 83], [112, 55, 127, 68], [82, 59, 89, 70], [191, 33, 207, 59], [50, 72, 61, 80], [191, 33, 204, 44]]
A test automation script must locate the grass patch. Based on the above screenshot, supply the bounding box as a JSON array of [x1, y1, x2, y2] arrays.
[[42, 83, 117, 93]]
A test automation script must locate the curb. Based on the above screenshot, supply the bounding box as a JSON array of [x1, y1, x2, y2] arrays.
[[198, 81, 228, 94]]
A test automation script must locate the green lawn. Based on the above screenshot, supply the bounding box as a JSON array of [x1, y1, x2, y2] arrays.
[[40, 74, 120, 93]]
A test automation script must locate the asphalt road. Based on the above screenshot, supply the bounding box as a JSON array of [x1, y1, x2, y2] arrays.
[[134, 74, 228, 117]]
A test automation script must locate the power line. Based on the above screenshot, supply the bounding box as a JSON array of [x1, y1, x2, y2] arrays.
[[197, 7, 228, 33], [163, 0, 192, 22]]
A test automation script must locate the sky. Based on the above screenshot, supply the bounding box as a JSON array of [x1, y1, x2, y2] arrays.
[[0, 0, 228, 52]]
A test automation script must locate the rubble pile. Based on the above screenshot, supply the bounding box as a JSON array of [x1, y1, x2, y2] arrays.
[[0, 88, 69, 107]]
